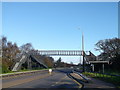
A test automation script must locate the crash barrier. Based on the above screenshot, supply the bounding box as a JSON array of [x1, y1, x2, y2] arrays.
[[1, 69, 49, 78], [67, 73, 84, 88], [1, 68, 65, 78], [72, 70, 89, 83]]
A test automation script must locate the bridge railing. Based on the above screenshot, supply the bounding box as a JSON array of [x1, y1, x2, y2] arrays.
[[38, 50, 82, 56], [30, 50, 90, 56]]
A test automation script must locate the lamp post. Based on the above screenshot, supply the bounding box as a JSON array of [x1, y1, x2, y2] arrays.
[[82, 32, 85, 72], [78, 28, 85, 72]]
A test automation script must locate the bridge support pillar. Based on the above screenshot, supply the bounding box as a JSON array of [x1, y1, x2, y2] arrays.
[[102, 64, 104, 73], [27, 56, 32, 70], [92, 64, 94, 72], [82, 51, 85, 72]]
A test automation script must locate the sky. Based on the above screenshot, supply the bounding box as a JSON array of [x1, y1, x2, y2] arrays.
[[2, 2, 118, 64]]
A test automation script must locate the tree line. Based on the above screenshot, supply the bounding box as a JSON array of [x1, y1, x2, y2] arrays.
[[0, 36, 76, 73], [1, 36, 119, 73], [1, 36, 54, 73]]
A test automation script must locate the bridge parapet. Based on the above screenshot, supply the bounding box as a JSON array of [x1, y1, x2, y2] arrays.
[[31, 50, 90, 56]]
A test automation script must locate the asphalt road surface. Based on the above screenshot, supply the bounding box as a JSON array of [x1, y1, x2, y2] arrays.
[[2, 68, 81, 89]]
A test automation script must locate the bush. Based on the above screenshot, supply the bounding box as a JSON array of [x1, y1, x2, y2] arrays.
[[2, 64, 10, 73]]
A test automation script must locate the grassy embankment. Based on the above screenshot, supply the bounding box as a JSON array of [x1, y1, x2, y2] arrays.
[[82, 71, 120, 88]]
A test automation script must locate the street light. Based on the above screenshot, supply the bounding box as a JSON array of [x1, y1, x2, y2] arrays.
[[78, 27, 85, 72], [82, 32, 85, 72]]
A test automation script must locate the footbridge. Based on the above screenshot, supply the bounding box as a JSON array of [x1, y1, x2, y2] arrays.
[[12, 50, 97, 71], [32, 50, 89, 56]]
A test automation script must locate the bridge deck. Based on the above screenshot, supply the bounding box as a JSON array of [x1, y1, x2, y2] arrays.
[[32, 50, 89, 56]]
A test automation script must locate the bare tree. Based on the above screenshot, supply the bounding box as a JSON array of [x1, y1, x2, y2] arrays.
[[95, 38, 120, 70], [20, 43, 33, 54], [95, 38, 120, 59]]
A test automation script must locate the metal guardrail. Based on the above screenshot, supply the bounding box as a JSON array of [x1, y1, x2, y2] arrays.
[[1, 69, 48, 78], [1, 68, 65, 78], [72, 70, 89, 83], [67, 73, 84, 88], [73, 71, 87, 81]]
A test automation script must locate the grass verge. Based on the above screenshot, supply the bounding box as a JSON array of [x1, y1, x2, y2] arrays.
[[82, 72, 120, 88]]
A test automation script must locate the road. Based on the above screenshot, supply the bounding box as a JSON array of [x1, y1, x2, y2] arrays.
[[2, 68, 81, 89]]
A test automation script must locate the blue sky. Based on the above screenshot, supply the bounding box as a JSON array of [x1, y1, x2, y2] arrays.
[[2, 2, 118, 64]]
